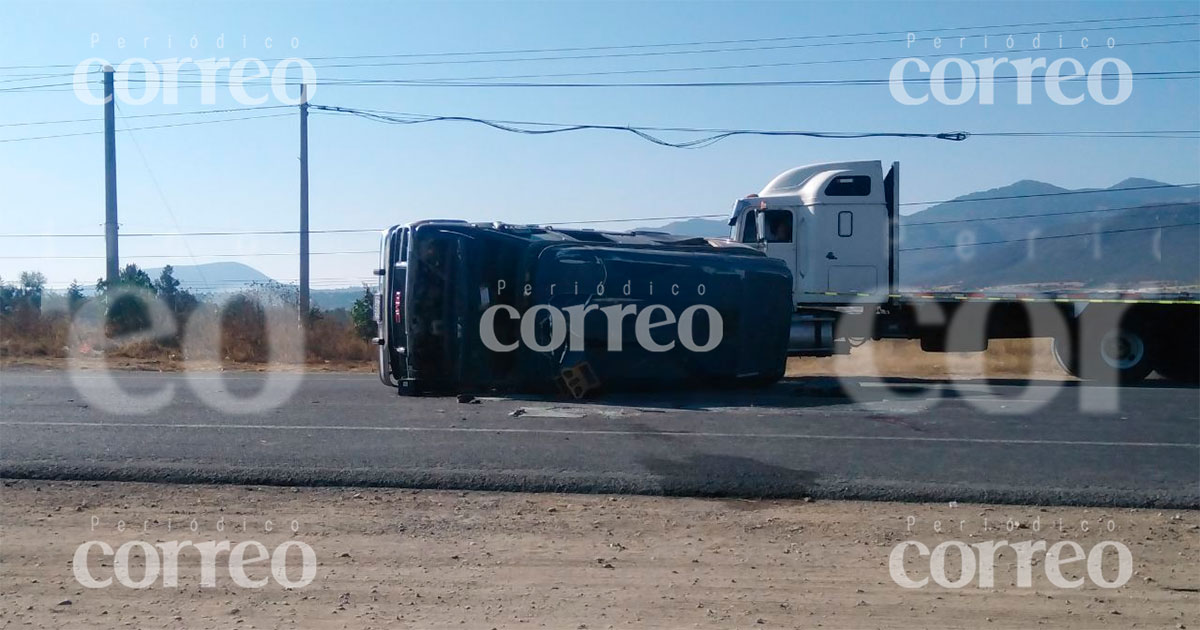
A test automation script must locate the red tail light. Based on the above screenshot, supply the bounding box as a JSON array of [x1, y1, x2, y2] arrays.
[[393, 290, 403, 323]]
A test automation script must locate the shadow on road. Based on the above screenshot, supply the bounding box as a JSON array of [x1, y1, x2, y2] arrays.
[[638, 453, 819, 498]]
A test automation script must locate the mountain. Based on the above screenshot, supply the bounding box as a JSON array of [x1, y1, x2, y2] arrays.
[[898, 179, 1199, 291], [312, 287, 370, 311], [651, 218, 729, 238], [141, 261, 369, 310], [144, 262, 272, 292]]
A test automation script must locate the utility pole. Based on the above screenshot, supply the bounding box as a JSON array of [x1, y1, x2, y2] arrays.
[[299, 83, 310, 321], [103, 66, 119, 284]]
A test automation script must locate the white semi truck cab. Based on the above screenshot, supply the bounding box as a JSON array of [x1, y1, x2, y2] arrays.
[[728, 160, 899, 303]]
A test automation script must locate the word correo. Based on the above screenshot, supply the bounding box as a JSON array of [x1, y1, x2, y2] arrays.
[[889, 539, 1133, 589], [73, 539, 317, 589], [890, 56, 1132, 105], [73, 57, 317, 106], [480, 303, 723, 353]]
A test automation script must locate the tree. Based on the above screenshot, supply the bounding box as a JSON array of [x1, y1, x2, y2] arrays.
[[350, 286, 376, 341], [19, 271, 46, 311], [0, 271, 47, 314], [95, 264, 154, 295], [156, 264, 181, 296], [96, 264, 157, 336], [0, 276, 16, 315], [154, 265, 197, 318], [66, 280, 86, 315]]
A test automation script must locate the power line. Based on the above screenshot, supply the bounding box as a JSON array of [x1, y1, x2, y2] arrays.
[[0, 250, 376, 260], [312, 103, 970, 146], [293, 12, 1200, 60], [904, 200, 1199, 227], [546, 198, 1199, 227], [0, 81, 79, 93], [0, 112, 293, 143], [114, 68, 1200, 90], [0, 228, 381, 238], [294, 36, 1200, 84], [0, 105, 292, 129], [2, 186, 1190, 240], [6, 13, 1195, 73], [0, 71, 82, 83], [902, 182, 1200, 207], [899, 222, 1199, 252], [31, 280, 376, 292], [317, 105, 1200, 142], [67, 20, 1200, 76], [9, 223, 1194, 259], [298, 70, 1200, 89], [549, 214, 728, 226], [521, 186, 1199, 225], [9, 60, 1199, 95], [38, 36, 1197, 99], [313, 104, 1200, 148]]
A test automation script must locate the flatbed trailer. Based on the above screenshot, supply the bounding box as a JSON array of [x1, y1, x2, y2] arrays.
[[725, 161, 1199, 383]]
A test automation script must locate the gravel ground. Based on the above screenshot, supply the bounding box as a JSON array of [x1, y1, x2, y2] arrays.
[[2, 480, 1196, 629]]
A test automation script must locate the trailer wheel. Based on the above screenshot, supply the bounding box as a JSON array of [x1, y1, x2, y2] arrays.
[[1155, 344, 1200, 384], [1075, 318, 1157, 384], [1051, 336, 1080, 378]]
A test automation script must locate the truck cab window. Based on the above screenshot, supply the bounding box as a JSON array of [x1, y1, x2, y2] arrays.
[[837, 211, 853, 237], [824, 175, 871, 196], [740, 210, 758, 242], [764, 210, 793, 243]]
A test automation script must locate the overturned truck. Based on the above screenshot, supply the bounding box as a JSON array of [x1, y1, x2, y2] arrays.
[[373, 221, 794, 396]]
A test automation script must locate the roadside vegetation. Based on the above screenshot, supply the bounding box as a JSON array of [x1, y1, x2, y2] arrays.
[[0, 265, 376, 367], [2, 265, 1067, 378]]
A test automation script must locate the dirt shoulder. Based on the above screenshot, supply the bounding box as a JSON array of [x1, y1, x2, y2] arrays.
[[0, 355, 375, 373], [1, 481, 1195, 629], [787, 338, 1071, 380]]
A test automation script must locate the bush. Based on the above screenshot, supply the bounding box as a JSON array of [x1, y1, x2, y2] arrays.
[[350, 287, 376, 341], [1, 269, 375, 366]]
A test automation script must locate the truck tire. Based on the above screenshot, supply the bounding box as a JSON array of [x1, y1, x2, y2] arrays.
[[1075, 317, 1157, 384], [1154, 342, 1200, 384], [1051, 336, 1080, 378]]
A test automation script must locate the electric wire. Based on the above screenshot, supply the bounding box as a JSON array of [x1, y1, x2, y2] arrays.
[[898, 222, 1199, 252]]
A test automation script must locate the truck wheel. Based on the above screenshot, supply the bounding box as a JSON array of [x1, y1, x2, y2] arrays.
[[1155, 345, 1200, 384], [1051, 336, 1080, 378], [1077, 321, 1157, 384]]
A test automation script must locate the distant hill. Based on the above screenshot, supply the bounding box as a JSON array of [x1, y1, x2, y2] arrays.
[[142, 262, 369, 310], [145, 262, 272, 291], [651, 218, 729, 238], [898, 179, 1199, 291], [640, 179, 1199, 292], [312, 287, 370, 311]]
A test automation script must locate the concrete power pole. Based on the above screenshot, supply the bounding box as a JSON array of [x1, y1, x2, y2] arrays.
[[299, 84, 310, 321], [103, 66, 119, 284]]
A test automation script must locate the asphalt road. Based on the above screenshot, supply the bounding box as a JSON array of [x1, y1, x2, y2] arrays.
[[1, 368, 1197, 507]]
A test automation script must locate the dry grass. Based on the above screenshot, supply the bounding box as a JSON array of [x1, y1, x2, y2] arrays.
[[788, 338, 1066, 380], [307, 314, 374, 363], [0, 301, 374, 370], [0, 308, 69, 358]]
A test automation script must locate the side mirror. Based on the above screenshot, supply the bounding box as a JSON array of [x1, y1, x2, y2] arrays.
[[754, 212, 767, 245]]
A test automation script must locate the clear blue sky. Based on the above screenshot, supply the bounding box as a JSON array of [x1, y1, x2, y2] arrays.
[[2, 0, 1197, 289]]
